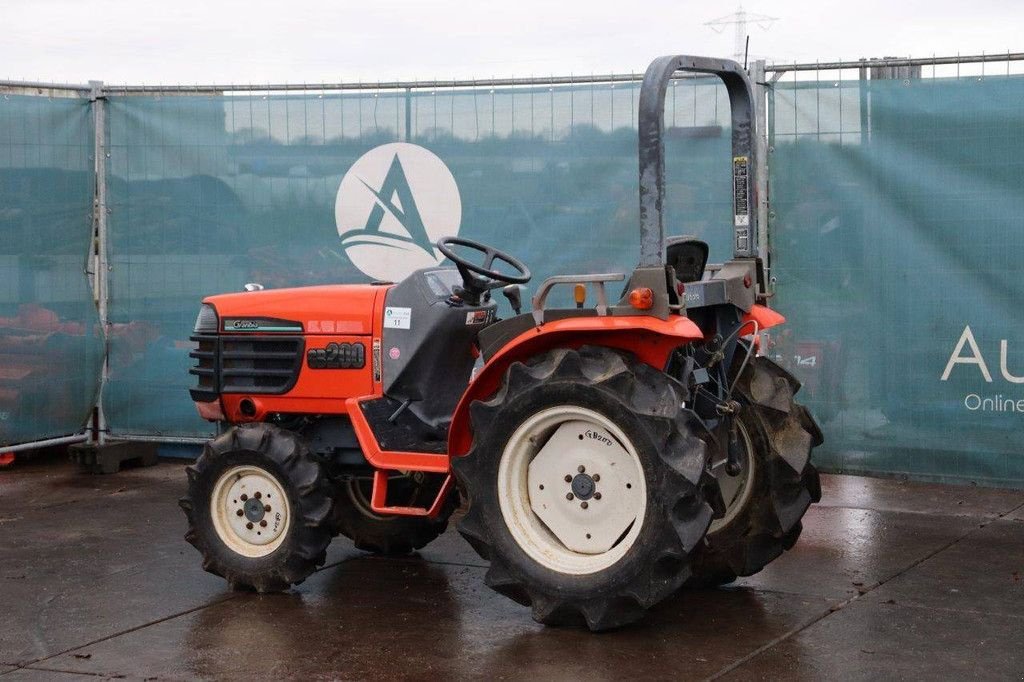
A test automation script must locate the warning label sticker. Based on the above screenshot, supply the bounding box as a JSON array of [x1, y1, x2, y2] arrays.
[[383, 307, 411, 330], [733, 155, 751, 252], [733, 155, 750, 225], [465, 310, 491, 325]]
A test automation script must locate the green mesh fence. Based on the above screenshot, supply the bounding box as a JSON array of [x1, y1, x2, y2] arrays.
[[102, 80, 733, 438], [0, 95, 102, 446], [23, 67, 1024, 487], [769, 75, 1024, 486]]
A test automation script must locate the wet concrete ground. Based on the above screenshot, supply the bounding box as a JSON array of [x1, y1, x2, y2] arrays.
[[1, 452, 1023, 681]]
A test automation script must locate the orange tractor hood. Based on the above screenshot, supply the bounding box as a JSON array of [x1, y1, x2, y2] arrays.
[[204, 284, 387, 335]]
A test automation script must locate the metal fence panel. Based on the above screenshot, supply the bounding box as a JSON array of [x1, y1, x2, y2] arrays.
[[0, 94, 102, 446], [769, 75, 1024, 486], [102, 80, 733, 438]]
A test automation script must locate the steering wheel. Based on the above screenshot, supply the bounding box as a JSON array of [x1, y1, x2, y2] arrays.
[[436, 236, 530, 303]]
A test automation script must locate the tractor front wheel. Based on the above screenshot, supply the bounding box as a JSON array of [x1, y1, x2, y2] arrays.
[[453, 346, 718, 631], [179, 423, 335, 592]]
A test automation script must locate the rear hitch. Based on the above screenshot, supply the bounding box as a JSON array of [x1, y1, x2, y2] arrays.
[[704, 334, 726, 368]]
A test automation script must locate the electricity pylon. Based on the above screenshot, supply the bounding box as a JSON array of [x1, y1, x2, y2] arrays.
[[705, 5, 778, 64]]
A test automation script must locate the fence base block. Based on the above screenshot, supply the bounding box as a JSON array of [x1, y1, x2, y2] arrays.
[[69, 440, 158, 475]]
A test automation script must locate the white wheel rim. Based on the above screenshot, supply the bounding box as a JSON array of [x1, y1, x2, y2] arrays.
[[211, 465, 291, 558], [709, 419, 756, 534], [497, 405, 647, 575]]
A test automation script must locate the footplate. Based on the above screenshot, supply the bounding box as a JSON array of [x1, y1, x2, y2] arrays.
[[370, 470, 454, 518]]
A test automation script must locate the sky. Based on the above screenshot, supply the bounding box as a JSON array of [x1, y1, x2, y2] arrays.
[[2, 0, 1022, 85]]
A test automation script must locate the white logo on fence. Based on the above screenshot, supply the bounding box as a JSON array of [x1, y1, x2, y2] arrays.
[[335, 143, 461, 282], [941, 324, 1024, 414]]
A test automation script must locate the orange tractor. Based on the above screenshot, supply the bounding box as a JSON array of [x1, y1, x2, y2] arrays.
[[180, 55, 821, 630]]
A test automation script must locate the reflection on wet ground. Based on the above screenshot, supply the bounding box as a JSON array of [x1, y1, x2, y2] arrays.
[[2, 454, 1023, 680]]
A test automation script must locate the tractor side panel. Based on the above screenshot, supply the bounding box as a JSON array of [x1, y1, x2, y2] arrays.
[[220, 333, 377, 421], [215, 287, 389, 423], [448, 316, 704, 457]]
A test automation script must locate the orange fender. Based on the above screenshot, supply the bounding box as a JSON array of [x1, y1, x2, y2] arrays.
[[743, 304, 785, 331], [740, 304, 785, 351], [447, 315, 703, 457]]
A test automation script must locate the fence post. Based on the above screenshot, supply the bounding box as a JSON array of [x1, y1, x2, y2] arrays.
[[89, 80, 109, 446], [751, 61, 771, 275], [859, 58, 869, 145], [404, 87, 412, 141]]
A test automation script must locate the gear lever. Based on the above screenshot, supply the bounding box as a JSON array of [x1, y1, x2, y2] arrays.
[[502, 284, 523, 315]]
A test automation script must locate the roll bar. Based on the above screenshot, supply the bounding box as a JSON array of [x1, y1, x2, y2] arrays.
[[638, 55, 758, 266]]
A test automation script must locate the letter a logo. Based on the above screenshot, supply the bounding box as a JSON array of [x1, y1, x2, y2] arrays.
[[941, 325, 993, 382], [336, 143, 461, 282]]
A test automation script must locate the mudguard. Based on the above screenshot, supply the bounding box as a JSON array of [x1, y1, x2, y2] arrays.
[[447, 314, 703, 456], [743, 304, 786, 331]]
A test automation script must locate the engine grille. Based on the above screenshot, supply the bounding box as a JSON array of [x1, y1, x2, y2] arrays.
[[189, 334, 304, 400]]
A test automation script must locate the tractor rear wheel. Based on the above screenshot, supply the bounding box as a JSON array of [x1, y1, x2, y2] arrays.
[[687, 355, 822, 587], [333, 473, 457, 555], [179, 423, 335, 592], [452, 346, 718, 631]]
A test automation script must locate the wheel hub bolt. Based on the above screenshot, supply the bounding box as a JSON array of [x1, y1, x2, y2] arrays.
[[236, 509, 243, 517], [581, 501, 589, 509], [254, 492, 262, 499], [260, 520, 267, 527], [564, 475, 572, 483], [594, 492, 602, 500], [566, 492, 574, 500], [264, 505, 271, 512], [593, 474, 600, 482], [577, 465, 586, 473], [246, 522, 253, 530]]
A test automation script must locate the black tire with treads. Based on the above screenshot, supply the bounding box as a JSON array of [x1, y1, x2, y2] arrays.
[[179, 423, 335, 592], [334, 475, 458, 555], [687, 355, 822, 588], [452, 346, 721, 631]]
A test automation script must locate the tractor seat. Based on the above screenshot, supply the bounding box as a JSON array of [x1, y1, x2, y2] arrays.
[[666, 236, 709, 283]]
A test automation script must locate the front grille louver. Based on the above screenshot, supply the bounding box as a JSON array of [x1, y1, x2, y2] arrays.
[[190, 334, 304, 397]]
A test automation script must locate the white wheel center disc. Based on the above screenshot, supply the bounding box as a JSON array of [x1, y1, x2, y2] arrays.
[[498, 406, 647, 575], [211, 465, 291, 558], [528, 420, 643, 553]]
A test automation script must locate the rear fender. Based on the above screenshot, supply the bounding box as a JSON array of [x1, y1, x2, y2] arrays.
[[743, 304, 785, 331], [741, 304, 786, 352], [447, 315, 703, 456]]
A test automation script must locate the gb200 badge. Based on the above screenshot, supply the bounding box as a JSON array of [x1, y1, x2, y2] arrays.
[[307, 342, 366, 369]]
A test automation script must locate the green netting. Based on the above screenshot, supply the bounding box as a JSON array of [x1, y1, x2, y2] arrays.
[[770, 75, 1024, 487], [0, 95, 102, 446], [102, 80, 733, 438]]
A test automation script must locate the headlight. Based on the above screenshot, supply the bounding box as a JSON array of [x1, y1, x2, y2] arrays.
[[193, 304, 219, 333]]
